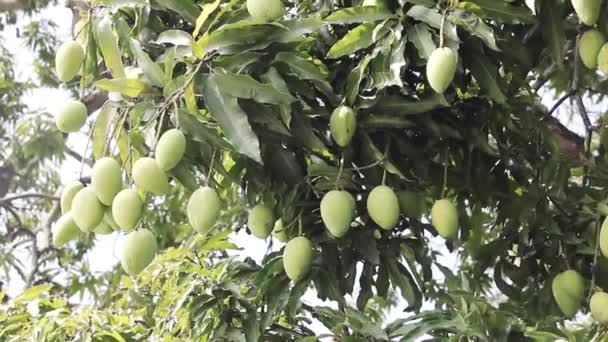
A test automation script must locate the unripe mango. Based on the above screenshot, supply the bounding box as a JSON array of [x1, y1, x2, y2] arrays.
[[60, 181, 84, 214], [93, 219, 113, 235], [52, 212, 80, 247], [397, 190, 426, 220], [248, 204, 275, 239], [571, 0, 602, 26], [246, 0, 285, 22], [431, 199, 459, 239], [320, 190, 356, 238], [590, 291, 608, 323], [71, 187, 105, 232], [552, 269, 585, 317], [330, 106, 357, 147], [426, 47, 458, 94], [55, 40, 85, 82], [187, 187, 221, 234], [283, 236, 313, 281], [598, 43, 608, 75], [155, 129, 186, 171], [91, 157, 122, 205], [132, 157, 170, 195], [104, 206, 119, 230], [367, 185, 400, 230], [272, 218, 288, 242], [56, 100, 87, 133], [119, 229, 157, 275], [112, 189, 144, 231], [579, 29, 605, 69], [599, 216, 608, 257]]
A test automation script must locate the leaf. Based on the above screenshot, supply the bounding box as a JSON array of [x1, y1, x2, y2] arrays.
[[466, 44, 507, 104], [324, 6, 394, 24], [538, 0, 565, 68], [368, 30, 406, 90], [260, 67, 293, 127], [15, 284, 53, 304], [95, 78, 147, 97], [370, 93, 449, 115], [130, 38, 165, 87], [386, 259, 421, 310], [94, 17, 125, 78], [154, 30, 193, 46], [326, 21, 391, 59], [460, 0, 535, 24], [449, 10, 499, 51], [360, 133, 407, 180], [408, 23, 436, 60], [406, 5, 459, 43], [155, 0, 200, 23], [345, 54, 372, 105], [193, 0, 221, 38], [202, 74, 262, 163], [273, 52, 328, 82], [92, 101, 118, 160], [212, 70, 295, 105]]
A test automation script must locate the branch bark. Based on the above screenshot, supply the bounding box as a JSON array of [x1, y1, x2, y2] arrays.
[[0, 192, 59, 206]]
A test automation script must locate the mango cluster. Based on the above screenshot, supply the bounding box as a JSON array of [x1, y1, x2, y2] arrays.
[[573, 1, 608, 74]]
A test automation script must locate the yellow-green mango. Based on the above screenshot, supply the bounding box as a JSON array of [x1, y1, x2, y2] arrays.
[[599, 216, 608, 257], [283, 236, 313, 281], [119, 229, 157, 275], [272, 218, 288, 242], [91, 157, 122, 205], [579, 29, 605, 69], [248, 204, 275, 239], [320, 190, 356, 238], [367, 185, 400, 230], [598, 43, 608, 75], [56, 100, 87, 133], [132, 157, 170, 195], [552, 269, 585, 317], [590, 291, 608, 323], [330, 106, 357, 147], [426, 47, 458, 94], [112, 188, 144, 231], [246, 0, 285, 21], [93, 219, 113, 235], [187, 186, 221, 234], [55, 40, 84, 82], [571, 0, 602, 26], [397, 190, 426, 220], [431, 199, 459, 239], [52, 212, 80, 247], [60, 181, 84, 214], [104, 206, 119, 230], [155, 129, 186, 171], [71, 187, 105, 232]]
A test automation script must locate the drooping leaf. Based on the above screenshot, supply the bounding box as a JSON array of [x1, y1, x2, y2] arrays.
[[211, 70, 295, 105], [369, 93, 449, 115], [538, 0, 565, 69], [92, 101, 118, 160], [193, 0, 221, 38], [95, 78, 147, 97], [408, 23, 436, 60], [459, 0, 535, 24], [155, 0, 200, 23], [94, 17, 125, 78], [449, 10, 499, 51], [324, 6, 394, 24], [326, 21, 392, 59], [130, 38, 165, 87]]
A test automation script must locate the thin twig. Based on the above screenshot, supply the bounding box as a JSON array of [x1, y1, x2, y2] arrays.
[[0, 193, 59, 205], [205, 149, 217, 187], [545, 89, 575, 118], [588, 218, 602, 304]]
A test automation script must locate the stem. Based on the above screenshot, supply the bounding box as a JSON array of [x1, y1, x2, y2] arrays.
[[588, 218, 602, 303], [80, 118, 97, 178], [439, 8, 448, 48], [441, 148, 449, 198], [111, 108, 129, 157], [205, 149, 217, 187], [335, 152, 345, 190], [381, 169, 387, 185], [298, 213, 303, 236]]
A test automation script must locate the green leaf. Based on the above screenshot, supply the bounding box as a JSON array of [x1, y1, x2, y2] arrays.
[[459, 0, 535, 24], [345, 54, 373, 105], [92, 101, 118, 160], [154, 30, 193, 46], [449, 10, 499, 51], [15, 284, 53, 304], [193, 0, 221, 38], [155, 0, 200, 24], [385, 259, 421, 310], [538, 0, 565, 68], [94, 17, 125, 78], [324, 6, 394, 24], [466, 44, 507, 104], [368, 30, 406, 90], [212, 69, 295, 105], [408, 23, 436, 60], [369, 93, 449, 115], [95, 78, 147, 97], [361, 133, 407, 180], [273, 52, 328, 82], [260, 67, 293, 127], [130, 38, 165, 87], [406, 5, 459, 43], [326, 21, 392, 59]]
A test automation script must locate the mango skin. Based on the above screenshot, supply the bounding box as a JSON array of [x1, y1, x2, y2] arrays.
[[112, 189, 144, 231], [247, 0, 285, 22], [283, 236, 313, 281], [367, 185, 400, 230], [93, 219, 114, 235], [272, 218, 288, 242], [599, 216, 608, 257], [104, 206, 119, 230], [330, 106, 357, 147], [320, 190, 356, 238], [571, 0, 602, 26], [71, 187, 105, 232], [598, 43, 608, 75], [426, 47, 458, 94], [187, 186, 221, 234], [119, 229, 158, 276], [52, 212, 81, 247], [397, 190, 426, 220], [56, 100, 87, 133], [579, 29, 605, 69], [132, 157, 170, 195], [590, 292, 608, 323], [155, 129, 186, 171], [248, 204, 275, 239], [552, 270, 585, 317], [91, 157, 122, 205], [55, 40, 85, 82], [431, 199, 459, 239], [60, 181, 84, 214]]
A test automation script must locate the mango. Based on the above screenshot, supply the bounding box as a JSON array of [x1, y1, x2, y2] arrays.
[[367, 185, 400, 230], [93, 219, 113, 235], [320, 190, 356, 238], [248, 204, 275, 239], [272, 218, 288, 242], [52, 212, 80, 247], [71, 187, 105, 232], [283, 236, 313, 281], [56, 100, 87, 133], [397, 190, 426, 220], [112, 188, 144, 231], [155, 129, 186, 171], [552, 269, 585, 317], [246, 0, 285, 22], [60, 181, 84, 214], [598, 43, 608, 75], [330, 106, 357, 147], [426, 47, 458, 94], [431, 199, 459, 239], [119, 229, 157, 275], [91, 157, 122, 205], [55, 40, 84, 82], [187, 186, 221, 234], [132, 157, 170, 195], [104, 206, 119, 230], [579, 29, 605, 69], [590, 291, 608, 323], [571, 0, 602, 26], [599, 216, 608, 257]]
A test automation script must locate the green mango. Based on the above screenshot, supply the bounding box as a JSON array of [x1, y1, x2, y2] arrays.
[[367, 185, 400, 230], [56, 100, 87, 133], [187, 186, 221, 234], [552, 269, 585, 317], [55, 40, 84, 82], [60, 181, 84, 214], [112, 188, 143, 231], [104, 206, 119, 230], [283, 236, 313, 281], [272, 218, 288, 242], [248, 204, 275, 239], [598, 43, 608, 75], [600, 216, 608, 257], [571, 0, 602, 26], [155, 129, 186, 171], [132, 157, 170, 195], [579, 29, 605, 69], [329, 106, 357, 147], [246, 0, 285, 21], [590, 291, 608, 323], [397, 190, 426, 220], [93, 219, 113, 235], [119, 229, 158, 276], [52, 212, 81, 247], [426, 47, 458, 94], [320, 190, 356, 238], [71, 187, 105, 232], [91, 157, 122, 205], [431, 199, 459, 239]]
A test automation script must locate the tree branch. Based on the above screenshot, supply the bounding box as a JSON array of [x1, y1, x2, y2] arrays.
[[0, 192, 59, 205]]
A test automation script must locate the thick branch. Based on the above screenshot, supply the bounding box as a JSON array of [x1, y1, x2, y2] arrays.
[[0, 192, 59, 205]]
